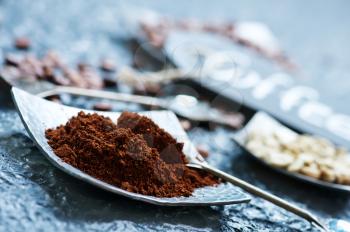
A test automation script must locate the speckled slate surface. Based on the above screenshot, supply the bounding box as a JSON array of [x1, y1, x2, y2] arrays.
[[0, 0, 349, 231]]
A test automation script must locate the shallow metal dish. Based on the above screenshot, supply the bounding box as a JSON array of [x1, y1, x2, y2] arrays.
[[11, 87, 250, 206], [232, 112, 350, 193]]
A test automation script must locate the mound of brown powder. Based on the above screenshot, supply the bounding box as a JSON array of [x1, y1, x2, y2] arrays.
[[45, 111, 218, 197], [117, 112, 186, 164]]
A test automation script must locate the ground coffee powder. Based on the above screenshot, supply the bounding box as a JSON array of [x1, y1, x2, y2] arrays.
[[45, 111, 218, 197]]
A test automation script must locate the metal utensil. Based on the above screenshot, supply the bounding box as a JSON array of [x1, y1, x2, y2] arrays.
[[12, 87, 328, 231], [0, 74, 242, 128], [38, 87, 243, 128], [328, 219, 350, 232], [186, 162, 328, 231], [11, 87, 250, 206], [190, 162, 350, 231], [232, 112, 350, 193]]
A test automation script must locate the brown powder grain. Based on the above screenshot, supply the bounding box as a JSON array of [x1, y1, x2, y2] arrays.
[[45, 111, 219, 198], [117, 111, 186, 164]]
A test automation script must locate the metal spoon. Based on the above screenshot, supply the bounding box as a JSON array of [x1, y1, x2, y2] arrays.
[[37, 86, 243, 128], [0, 74, 243, 128], [186, 162, 328, 231], [10, 86, 249, 206], [12, 87, 329, 231], [232, 112, 350, 193], [189, 161, 350, 231]]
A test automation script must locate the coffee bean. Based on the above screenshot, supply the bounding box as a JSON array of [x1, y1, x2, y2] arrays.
[[100, 59, 116, 72], [14, 37, 31, 50], [45, 94, 62, 103], [180, 120, 191, 131], [103, 75, 118, 88], [4, 54, 21, 67], [77, 62, 91, 72], [93, 102, 112, 111], [82, 71, 103, 89], [42, 50, 63, 68], [196, 145, 209, 158], [42, 65, 54, 78], [48, 74, 70, 86], [223, 112, 245, 129], [63, 68, 88, 88], [134, 83, 161, 96]]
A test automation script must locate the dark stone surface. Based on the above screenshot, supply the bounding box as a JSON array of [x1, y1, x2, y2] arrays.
[[0, 0, 349, 231]]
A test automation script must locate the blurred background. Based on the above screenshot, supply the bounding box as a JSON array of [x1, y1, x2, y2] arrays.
[[2, 0, 350, 142], [0, 0, 350, 231]]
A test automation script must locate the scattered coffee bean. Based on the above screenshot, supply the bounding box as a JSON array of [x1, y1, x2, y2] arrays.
[[134, 83, 161, 96], [14, 37, 31, 50], [42, 50, 63, 68], [4, 54, 21, 67], [50, 75, 71, 86], [140, 18, 294, 69], [196, 145, 209, 158], [63, 68, 88, 88], [93, 102, 113, 111], [42, 65, 54, 79], [100, 59, 116, 72], [82, 71, 103, 89], [18, 62, 37, 79], [103, 74, 118, 88], [48, 95, 62, 104], [223, 112, 245, 129], [146, 84, 162, 96], [77, 62, 90, 72], [180, 119, 191, 131]]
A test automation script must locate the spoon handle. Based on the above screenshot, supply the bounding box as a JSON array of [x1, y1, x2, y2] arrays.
[[36, 86, 167, 107], [198, 162, 328, 231]]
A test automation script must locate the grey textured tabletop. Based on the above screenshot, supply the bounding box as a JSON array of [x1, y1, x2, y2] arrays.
[[0, 0, 349, 231]]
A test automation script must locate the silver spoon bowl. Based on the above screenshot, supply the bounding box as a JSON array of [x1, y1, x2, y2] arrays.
[[11, 87, 250, 206], [232, 112, 350, 193]]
